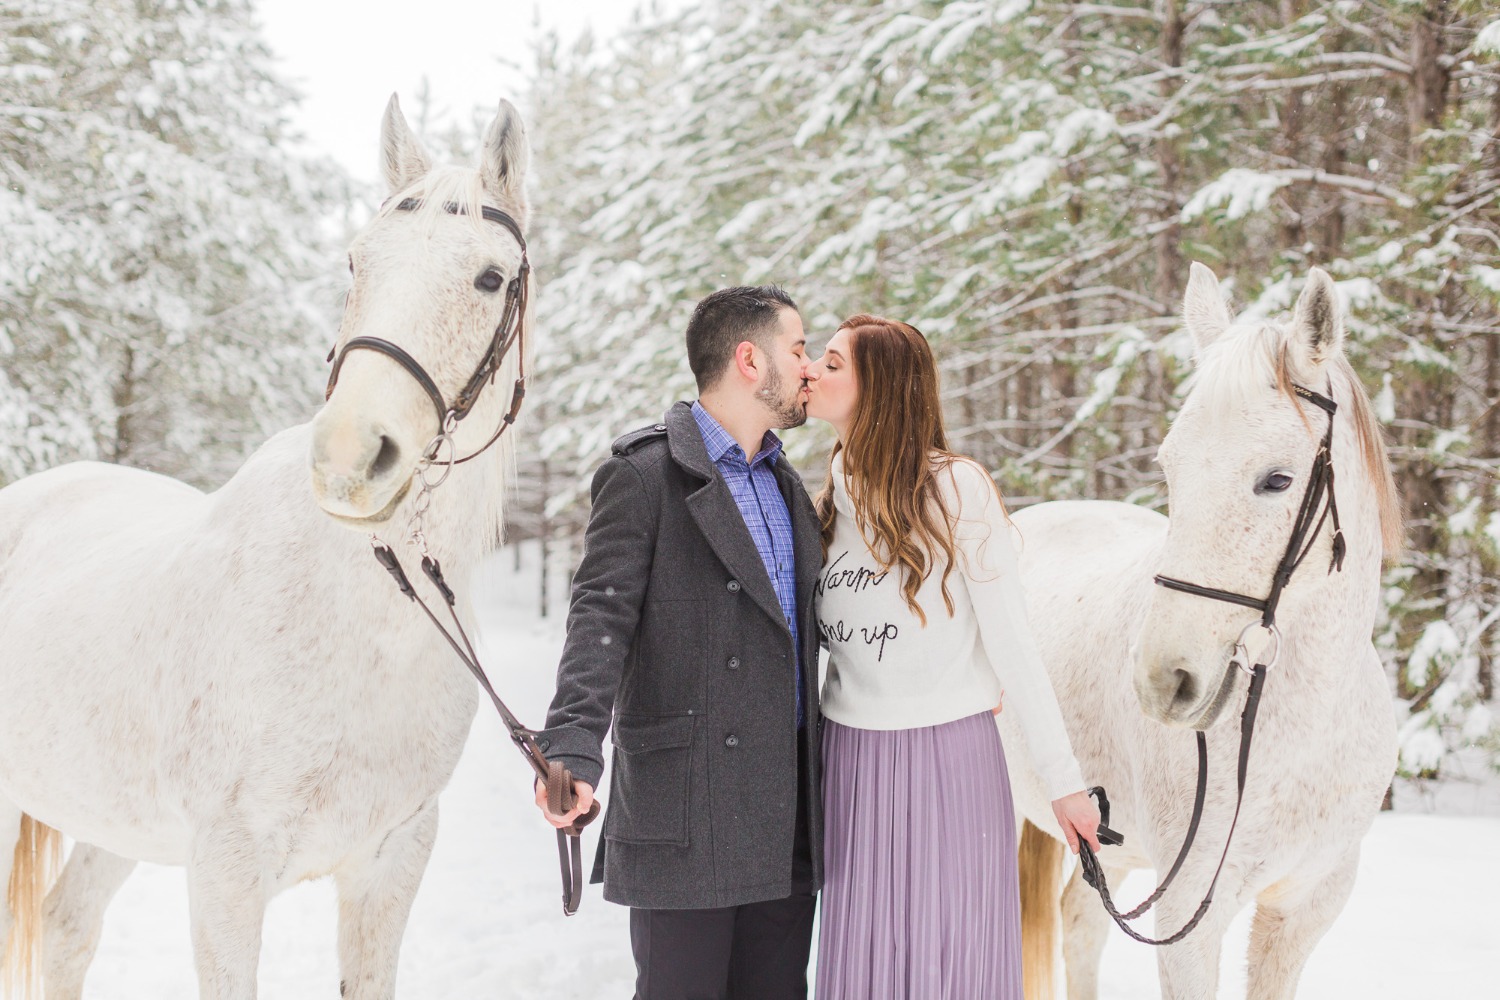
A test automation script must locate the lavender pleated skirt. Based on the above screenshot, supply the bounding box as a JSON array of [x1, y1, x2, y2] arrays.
[[815, 711, 1021, 1000]]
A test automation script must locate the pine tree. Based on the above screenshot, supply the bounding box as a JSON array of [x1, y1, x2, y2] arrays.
[[519, 0, 1500, 780], [0, 0, 349, 488]]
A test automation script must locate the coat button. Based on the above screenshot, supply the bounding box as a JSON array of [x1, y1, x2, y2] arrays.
[[654, 423, 666, 431], [537, 738, 551, 752], [726, 580, 741, 593], [724, 734, 739, 748], [727, 656, 740, 670]]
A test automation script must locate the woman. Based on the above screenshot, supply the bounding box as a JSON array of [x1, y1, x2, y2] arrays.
[[802, 314, 1099, 999]]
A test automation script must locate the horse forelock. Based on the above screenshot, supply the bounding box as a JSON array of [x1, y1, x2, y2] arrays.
[[1186, 321, 1403, 557], [377, 166, 529, 236]]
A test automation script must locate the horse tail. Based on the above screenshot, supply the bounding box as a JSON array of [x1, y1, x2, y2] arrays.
[[1019, 819, 1064, 1000], [5, 814, 63, 1000]]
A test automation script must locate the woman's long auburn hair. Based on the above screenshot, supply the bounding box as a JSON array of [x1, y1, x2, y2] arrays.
[[814, 314, 998, 626]]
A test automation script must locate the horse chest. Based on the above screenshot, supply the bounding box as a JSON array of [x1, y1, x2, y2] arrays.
[[1219, 665, 1396, 881]]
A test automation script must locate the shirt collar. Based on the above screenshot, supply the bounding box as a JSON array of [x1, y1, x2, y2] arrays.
[[691, 400, 783, 467]]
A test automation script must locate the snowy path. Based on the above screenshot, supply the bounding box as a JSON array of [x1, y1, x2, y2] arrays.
[[81, 553, 1493, 997]]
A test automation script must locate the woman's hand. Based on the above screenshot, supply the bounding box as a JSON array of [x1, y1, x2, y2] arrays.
[[1051, 790, 1102, 855]]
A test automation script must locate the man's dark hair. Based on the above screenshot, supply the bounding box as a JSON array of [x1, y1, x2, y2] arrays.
[[685, 285, 799, 393]]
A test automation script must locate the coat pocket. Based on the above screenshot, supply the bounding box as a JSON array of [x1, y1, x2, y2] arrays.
[[604, 714, 695, 846]]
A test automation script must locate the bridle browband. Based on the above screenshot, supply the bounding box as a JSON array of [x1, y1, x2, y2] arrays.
[[324, 198, 531, 466], [1078, 379, 1345, 947], [324, 197, 598, 915]]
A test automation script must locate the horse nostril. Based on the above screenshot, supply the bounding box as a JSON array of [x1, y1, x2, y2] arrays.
[[1171, 669, 1197, 709], [369, 435, 402, 479]]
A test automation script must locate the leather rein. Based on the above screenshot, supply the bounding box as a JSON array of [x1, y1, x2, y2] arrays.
[[326, 198, 598, 916], [1080, 381, 1343, 946]]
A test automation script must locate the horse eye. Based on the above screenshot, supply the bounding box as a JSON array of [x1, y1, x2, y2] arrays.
[[475, 268, 504, 292], [1257, 471, 1294, 494], [347, 256, 354, 275]]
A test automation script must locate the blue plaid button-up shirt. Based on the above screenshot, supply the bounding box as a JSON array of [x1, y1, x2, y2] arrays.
[[691, 401, 804, 726]]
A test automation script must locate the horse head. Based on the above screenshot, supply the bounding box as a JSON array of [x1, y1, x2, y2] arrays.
[[310, 95, 531, 524], [1133, 262, 1399, 728]]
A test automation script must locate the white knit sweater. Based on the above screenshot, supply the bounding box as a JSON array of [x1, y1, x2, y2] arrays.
[[816, 453, 1086, 800]]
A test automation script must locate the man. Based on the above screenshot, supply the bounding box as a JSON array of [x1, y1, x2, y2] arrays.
[[535, 285, 823, 1000]]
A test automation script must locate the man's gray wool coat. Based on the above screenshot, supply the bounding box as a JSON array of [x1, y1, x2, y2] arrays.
[[537, 400, 825, 910]]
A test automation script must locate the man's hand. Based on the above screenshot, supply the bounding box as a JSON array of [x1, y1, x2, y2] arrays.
[[991, 689, 1005, 716], [1050, 789, 1102, 855], [535, 777, 595, 830]]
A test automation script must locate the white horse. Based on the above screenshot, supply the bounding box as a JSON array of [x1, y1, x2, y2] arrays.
[[0, 95, 532, 999], [1002, 264, 1403, 1000]]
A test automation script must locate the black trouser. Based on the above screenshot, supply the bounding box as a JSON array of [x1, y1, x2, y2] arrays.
[[630, 736, 815, 1000]]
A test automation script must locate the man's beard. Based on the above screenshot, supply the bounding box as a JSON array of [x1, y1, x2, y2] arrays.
[[758, 362, 807, 429]]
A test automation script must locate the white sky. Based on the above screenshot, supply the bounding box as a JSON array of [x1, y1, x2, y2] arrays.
[[255, 0, 680, 184]]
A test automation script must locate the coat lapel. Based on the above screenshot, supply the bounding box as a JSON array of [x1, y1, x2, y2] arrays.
[[668, 402, 790, 634]]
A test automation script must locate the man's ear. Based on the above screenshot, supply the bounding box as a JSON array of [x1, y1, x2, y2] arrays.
[[732, 340, 760, 381]]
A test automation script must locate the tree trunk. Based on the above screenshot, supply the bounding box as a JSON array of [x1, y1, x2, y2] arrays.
[[111, 344, 136, 464], [1407, 2, 1451, 138], [1153, 0, 1186, 307], [539, 444, 551, 619], [1317, 12, 1348, 258], [1276, 0, 1309, 251]]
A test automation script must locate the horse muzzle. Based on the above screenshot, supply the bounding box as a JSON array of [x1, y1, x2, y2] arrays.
[[1133, 647, 1241, 730], [309, 413, 417, 524]]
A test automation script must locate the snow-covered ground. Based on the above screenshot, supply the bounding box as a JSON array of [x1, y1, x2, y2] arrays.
[[82, 548, 1496, 997]]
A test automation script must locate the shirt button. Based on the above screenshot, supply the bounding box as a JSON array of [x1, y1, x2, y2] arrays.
[[726, 580, 740, 593], [725, 735, 739, 748], [727, 656, 740, 670]]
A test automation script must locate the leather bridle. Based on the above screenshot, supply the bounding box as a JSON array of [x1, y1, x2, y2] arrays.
[[326, 197, 598, 915], [1154, 382, 1345, 633], [325, 198, 530, 466], [1079, 380, 1344, 946]]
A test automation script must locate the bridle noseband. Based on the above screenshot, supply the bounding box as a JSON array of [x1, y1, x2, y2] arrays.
[[324, 198, 531, 466], [1079, 379, 1346, 947]]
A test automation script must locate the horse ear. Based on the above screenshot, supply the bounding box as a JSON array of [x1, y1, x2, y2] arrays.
[[480, 99, 530, 205], [380, 94, 432, 196], [1183, 262, 1233, 352], [1289, 267, 1344, 376]]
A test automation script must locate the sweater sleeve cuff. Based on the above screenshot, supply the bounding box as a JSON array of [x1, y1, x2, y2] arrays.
[[1044, 759, 1088, 803]]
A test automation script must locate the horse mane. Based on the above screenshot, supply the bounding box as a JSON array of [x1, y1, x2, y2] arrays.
[[1190, 322, 1404, 558]]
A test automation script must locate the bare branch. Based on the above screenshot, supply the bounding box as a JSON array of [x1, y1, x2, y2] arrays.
[[1231, 67, 1403, 92], [1269, 168, 1418, 208]]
